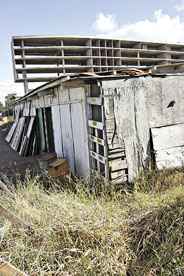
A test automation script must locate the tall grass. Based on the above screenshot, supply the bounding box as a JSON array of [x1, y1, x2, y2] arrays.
[[0, 170, 184, 275]]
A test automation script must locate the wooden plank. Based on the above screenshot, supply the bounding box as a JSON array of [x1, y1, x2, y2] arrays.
[[19, 117, 35, 156], [0, 180, 15, 199], [27, 117, 35, 138], [48, 159, 69, 177], [101, 86, 110, 178], [70, 95, 90, 178], [51, 105, 63, 158], [19, 136, 28, 156], [87, 97, 102, 105], [23, 101, 31, 116], [37, 109, 46, 152], [95, 128, 100, 172], [108, 153, 126, 160], [30, 106, 36, 116], [152, 124, 184, 169], [59, 104, 75, 172], [88, 120, 103, 130], [6, 107, 21, 144], [89, 135, 105, 146], [11, 117, 25, 151], [90, 151, 106, 164], [0, 259, 27, 276], [5, 122, 18, 143], [155, 146, 184, 170], [109, 159, 127, 171], [151, 124, 184, 151]]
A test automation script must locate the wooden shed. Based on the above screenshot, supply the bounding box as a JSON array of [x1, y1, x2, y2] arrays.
[[7, 69, 184, 182]]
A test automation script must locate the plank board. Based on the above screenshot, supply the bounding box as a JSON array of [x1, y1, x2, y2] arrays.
[[5, 108, 20, 143], [19, 117, 35, 156], [152, 124, 184, 169], [37, 109, 46, 152], [88, 120, 103, 130], [71, 100, 90, 178], [90, 151, 106, 164], [51, 105, 64, 157], [10, 117, 25, 151], [59, 104, 75, 172], [155, 146, 184, 169], [5, 121, 18, 143], [0, 260, 27, 276], [89, 135, 105, 146], [151, 124, 184, 151]]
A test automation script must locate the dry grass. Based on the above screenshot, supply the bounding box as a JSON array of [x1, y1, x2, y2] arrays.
[[0, 170, 184, 275]]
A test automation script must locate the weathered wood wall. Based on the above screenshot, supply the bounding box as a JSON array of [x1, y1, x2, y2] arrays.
[[102, 76, 184, 181], [15, 83, 90, 178]]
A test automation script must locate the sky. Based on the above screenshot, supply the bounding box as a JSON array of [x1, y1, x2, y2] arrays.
[[1, 0, 184, 102]]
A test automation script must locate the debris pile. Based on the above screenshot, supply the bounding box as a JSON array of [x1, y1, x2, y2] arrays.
[[6, 109, 37, 157]]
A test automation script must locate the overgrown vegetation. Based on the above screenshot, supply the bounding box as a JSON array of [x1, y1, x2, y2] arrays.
[[1, 170, 184, 275]]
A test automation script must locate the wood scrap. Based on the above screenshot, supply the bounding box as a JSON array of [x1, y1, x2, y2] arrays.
[[5, 121, 18, 143], [0, 175, 15, 193], [0, 258, 27, 276]]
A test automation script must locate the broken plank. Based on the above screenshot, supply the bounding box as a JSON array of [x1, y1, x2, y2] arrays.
[[0, 259, 27, 276], [0, 180, 15, 199]]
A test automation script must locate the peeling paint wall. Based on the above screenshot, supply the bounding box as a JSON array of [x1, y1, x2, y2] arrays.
[[102, 76, 184, 181]]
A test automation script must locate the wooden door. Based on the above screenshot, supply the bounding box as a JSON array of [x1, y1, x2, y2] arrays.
[[70, 88, 90, 178], [51, 87, 90, 177]]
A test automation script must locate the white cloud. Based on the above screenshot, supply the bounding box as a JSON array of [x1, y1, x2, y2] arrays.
[[0, 81, 24, 104], [93, 13, 117, 33], [175, 0, 184, 12], [93, 10, 184, 43]]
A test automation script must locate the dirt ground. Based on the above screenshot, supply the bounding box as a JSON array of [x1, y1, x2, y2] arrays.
[[0, 124, 39, 177]]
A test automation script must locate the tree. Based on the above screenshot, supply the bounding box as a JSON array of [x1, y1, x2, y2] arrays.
[[0, 101, 5, 113], [5, 93, 19, 117]]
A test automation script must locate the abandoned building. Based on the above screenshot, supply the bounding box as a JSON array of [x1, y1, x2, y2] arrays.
[[6, 65, 184, 182], [12, 35, 184, 93]]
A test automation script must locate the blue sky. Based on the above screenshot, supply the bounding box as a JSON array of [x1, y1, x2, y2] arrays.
[[0, 0, 184, 101]]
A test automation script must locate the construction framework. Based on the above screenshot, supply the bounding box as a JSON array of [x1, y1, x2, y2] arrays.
[[12, 36, 184, 93]]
